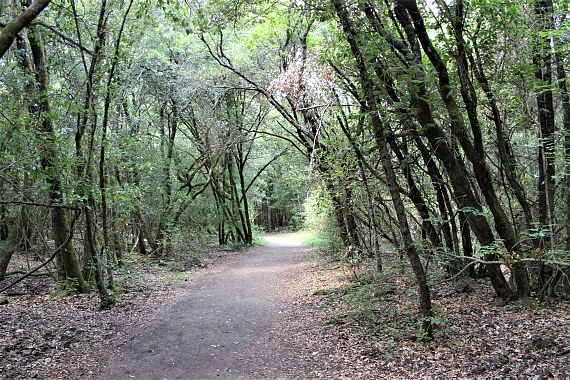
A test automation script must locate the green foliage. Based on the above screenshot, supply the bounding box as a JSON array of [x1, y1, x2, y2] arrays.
[[416, 315, 445, 343], [243, 9, 288, 53], [164, 271, 197, 282], [0, 0, 569, 346], [52, 278, 84, 298], [302, 184, 342, 251], [251, 224, 267, 246], [165, 247, 204, 272], [313, 273, 408, 340]]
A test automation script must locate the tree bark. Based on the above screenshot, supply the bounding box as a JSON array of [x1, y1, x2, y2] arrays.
[[0, 0, 51, 60], [533, 0, 557, 249], [332, 0, 433, 337], [391, 1, 514, 299], [27, 26, 88, 293]]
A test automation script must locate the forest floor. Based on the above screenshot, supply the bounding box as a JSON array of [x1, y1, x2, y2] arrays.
[[1, 234, 569, 379]]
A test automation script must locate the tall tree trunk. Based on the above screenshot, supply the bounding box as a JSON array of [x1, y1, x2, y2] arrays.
[[390, 2, 514, 299], [17, 175, 34, 251], [332, 0, 433, 337], [157, 101, 177, 255], [27, 26, 88, 293], [323, 176, 352, 248], [96, 0, 132, 285], [546, 0, 569, 296], [469, 43, 534, 238], [236, 149, 253, 245], [533, 0, 557, 249], [0, 207, 17, 280], [72, 0, 109, 289], [415, 135, 457, 258], [14, 31, 37, 253], [555, 29, 570, 254], [442, 0, 530, 295], [336, 114, 382, 268]]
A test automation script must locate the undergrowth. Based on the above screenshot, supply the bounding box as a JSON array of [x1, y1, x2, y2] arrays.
[[288, 230, 343, 252], [312, 263, 437, 348]]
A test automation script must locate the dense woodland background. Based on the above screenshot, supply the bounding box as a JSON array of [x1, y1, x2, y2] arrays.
[[0, 0, 569, 344]]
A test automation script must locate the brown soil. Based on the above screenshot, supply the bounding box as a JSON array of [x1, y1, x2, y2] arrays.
[[96, 234, 319, 379], [2, 234, 569, 379]]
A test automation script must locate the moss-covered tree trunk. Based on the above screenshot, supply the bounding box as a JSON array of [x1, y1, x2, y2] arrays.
[[27, 27, 88, 294], [0, 0, 51, 60]]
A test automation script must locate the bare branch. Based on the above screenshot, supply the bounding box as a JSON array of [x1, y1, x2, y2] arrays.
[[33, 21, 93, 55], [1, 212, 79, 294], [0, 200, 80, 210]]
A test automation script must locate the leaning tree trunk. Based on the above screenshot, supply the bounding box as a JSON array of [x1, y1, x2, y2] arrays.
[[397, 0, 529, 297], [332, 0, 433, 338], [389, 1, 514, 299], [236, 148, 253, 245], [0, 217, 17, 281], [0, 0, 52, 60], [336, 114, 382, 269]]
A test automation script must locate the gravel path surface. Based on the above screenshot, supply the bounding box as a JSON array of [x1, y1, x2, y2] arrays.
[[97, 234, 314, 380]]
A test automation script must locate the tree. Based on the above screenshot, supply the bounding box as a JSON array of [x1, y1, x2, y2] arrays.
[[27, 25, 88, 293], [0, 0, 51, 60]]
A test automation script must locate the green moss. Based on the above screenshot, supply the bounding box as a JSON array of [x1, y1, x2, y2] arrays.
[[164, 271, 197, 282], [51, 279, 82, 298]]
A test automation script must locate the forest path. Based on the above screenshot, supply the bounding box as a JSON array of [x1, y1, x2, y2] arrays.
[[97, 234, 315, 380]]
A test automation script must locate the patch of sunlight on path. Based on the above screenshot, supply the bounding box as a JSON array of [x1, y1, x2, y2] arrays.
[[263, 233, 306, 248]]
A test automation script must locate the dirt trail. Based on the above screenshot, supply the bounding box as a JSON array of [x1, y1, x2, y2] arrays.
[[97, 234, 314, 380]]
